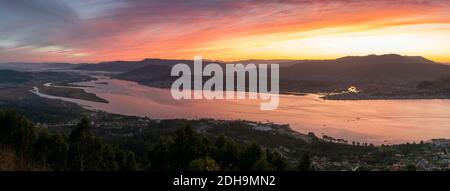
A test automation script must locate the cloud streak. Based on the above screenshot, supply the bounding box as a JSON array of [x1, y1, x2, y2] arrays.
[[1, 0, 450, 62]]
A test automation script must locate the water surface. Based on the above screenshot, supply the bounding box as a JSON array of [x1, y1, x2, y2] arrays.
[[32, 76, 450, 144]]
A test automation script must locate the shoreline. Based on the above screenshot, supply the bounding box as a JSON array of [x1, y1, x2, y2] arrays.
[[112, 75, 450, 101], [31, 75, 450, 146], [322, 93, 450, 101]]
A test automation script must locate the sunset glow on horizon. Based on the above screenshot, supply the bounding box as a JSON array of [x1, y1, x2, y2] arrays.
[[1, 0, 450, 63]]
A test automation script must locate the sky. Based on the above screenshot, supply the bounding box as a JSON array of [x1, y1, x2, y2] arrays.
[[1, 0, 450, 63]]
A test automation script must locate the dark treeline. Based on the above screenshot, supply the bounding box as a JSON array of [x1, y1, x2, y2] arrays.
[[0, 110, 136, 170], [147, 126, 287, 171], [0, 110, 292, 171]]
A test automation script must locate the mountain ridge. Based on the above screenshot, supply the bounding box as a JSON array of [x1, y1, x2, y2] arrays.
[[334, 54, 436, 65], [73, 54, 441, 73]]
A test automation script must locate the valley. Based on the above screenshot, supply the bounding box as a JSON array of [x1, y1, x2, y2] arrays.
[[2, 54, 450, 171]]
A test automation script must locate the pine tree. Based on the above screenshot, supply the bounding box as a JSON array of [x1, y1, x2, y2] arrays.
[[67, 117, 103, 171], [297, 152, 311, 171]]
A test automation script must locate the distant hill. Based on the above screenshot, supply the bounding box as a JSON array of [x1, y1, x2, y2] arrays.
[[112, 59, 224, 87], [0, 62, 78, 72], [0, 70, 33, 83], [280, 54, 448, 83], [0, 69, 94, 85], [114, 64, 173, 82], [74, 58, 194, 73], [334, 54, 436, 65], [76, 58, 302, 73], [228, 59, 302, 67], [417, 76, 450, 93], [75, 54, 450, 93]]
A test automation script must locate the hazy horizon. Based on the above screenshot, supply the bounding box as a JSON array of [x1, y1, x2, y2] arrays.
[[0, 53, 446, 65]]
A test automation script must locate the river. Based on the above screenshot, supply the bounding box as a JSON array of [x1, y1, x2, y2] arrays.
[[32, 75, 450, 145]]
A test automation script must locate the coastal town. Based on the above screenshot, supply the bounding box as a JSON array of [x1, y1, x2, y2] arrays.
[[35, 110, 450, 171]]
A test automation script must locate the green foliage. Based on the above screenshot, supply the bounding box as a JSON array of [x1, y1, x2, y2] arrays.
[[0, 110, 287, 171], [214, 135, 240, 170], [297, 152, 311, 171], [67, 117, 138, 171], [239, 143, 264, 170], [172, 126, 209, 169], [252, 157, 271, 171], [0, 110, 137, 171], [406, 164, 417, 171], [146, 127, 288, 171], [0, 109, 36, 154], [266, 150, 287, 171], [32, 131, 69, 170], [187, 157, 219, 171], [67, 117, 104, 171]]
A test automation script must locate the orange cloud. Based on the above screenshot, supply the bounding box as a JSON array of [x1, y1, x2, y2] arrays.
[[2, 0, 450, 63]]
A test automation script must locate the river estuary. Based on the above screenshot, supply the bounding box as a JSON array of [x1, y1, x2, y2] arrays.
[[32, 75, 450, 144]]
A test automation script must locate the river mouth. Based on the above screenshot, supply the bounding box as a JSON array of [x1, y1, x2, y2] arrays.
[[32, 75, 450, 145]]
